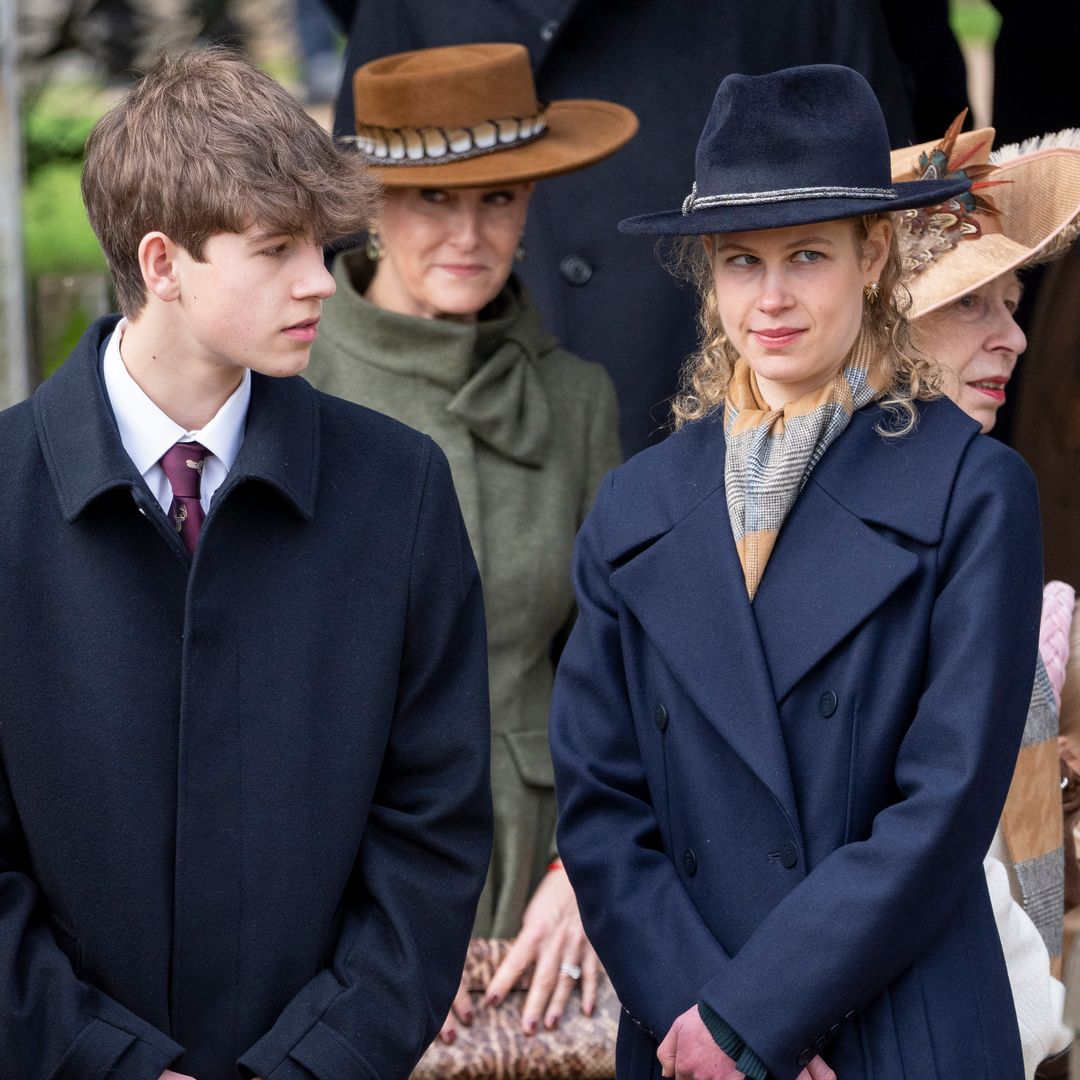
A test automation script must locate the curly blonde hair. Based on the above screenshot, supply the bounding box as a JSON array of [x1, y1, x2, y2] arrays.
[[667, 214, 945, 435]]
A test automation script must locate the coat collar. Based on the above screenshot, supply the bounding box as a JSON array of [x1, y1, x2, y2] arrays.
[[321, 253, 554, 465], [604, 399, 979, 827], [35, 316, 320, 523]]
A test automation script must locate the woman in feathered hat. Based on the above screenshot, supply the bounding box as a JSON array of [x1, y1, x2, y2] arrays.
[[304, 42, 638, 1048], [549, 65, 1043, 1080], [892, 118, 1080, 1080]]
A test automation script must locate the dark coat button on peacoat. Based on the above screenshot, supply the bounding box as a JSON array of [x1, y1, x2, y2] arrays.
[[559, 255, 593, 286], [779, 841, 798, 869], [683, 849, 697, 876], [654, 704, 669, 732], [819, 690, 839, 717]]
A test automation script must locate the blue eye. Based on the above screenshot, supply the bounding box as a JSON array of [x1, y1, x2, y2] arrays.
[[956, 294, 978, 310], [793, 250, 824, 263], [729, 254, 759, 267]]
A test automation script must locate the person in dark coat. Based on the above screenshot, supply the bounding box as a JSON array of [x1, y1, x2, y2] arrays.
[[332, 1, 919, 457], [549, 65, 1043, 1080], [0, 49, 492, 1080]]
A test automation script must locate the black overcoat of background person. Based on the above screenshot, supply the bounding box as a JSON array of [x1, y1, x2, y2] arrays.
[[0, 318, 492, 1080], [333, 0, 922, 456]]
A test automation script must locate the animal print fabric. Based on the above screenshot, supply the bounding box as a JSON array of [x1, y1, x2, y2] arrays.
[[412, 938, 619, 1079]]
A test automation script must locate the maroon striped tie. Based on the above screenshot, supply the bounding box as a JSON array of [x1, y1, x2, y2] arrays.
[[160, 441, 209, 554]]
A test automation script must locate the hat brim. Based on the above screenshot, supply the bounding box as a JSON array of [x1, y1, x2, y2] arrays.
[[906, 147, 1080, 318], [358, 99, 638, 187], [617, 177, 971, 236]]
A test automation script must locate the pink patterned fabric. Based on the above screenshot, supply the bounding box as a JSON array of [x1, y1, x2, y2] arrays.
[[1040, 580, 1075, 708]]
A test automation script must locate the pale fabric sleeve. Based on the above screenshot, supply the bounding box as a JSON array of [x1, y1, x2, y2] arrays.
[[1041, 581, 1076, 708], [986, 828, 1073, 1078]]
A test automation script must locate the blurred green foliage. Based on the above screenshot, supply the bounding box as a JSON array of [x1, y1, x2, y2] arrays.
[[949, 0, 1002, 45], [23, 163, 104, 277]]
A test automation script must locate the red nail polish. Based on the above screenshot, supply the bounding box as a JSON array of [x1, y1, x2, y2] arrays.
[[526, 1018, 537, 1034], [462, 1010, 474, 1025], [487, 993, 500, 1007]]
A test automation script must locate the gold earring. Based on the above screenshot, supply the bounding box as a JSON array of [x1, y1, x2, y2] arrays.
[[863, 280, 880, 304], [365, 229, 383, 261]]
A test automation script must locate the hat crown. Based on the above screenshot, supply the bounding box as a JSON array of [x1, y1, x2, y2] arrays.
[[694, 65, 892, 203], [353, 43, 540, 130]]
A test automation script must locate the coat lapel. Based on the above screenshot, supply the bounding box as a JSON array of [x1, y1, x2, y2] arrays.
[[751, 476, 919, 703], [751, 401, 978, 702], [608, 423, 802, 841]]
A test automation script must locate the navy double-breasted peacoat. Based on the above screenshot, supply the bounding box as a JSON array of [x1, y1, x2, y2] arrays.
[[549, 398, 1043, 1079], [0, 317, 492, 1080]]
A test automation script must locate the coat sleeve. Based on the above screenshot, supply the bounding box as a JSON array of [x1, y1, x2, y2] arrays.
[[238, 441, 493, 1080], [0, 753, 185, 1080], [549, 475, 733, 1040], [699, 438, 1044, 1080]]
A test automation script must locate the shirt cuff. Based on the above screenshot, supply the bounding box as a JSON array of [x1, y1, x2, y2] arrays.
[[698, 1002, 768, 1080]]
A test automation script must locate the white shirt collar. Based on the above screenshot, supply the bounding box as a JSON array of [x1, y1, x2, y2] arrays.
[[102, 317, 251, 477]]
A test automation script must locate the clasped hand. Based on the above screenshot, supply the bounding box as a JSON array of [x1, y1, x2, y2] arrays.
[[658, 1005, 837, 1080], [439, 865, 600, 1043]]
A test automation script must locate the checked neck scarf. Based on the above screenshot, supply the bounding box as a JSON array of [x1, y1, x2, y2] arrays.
[[723, 330, 885, 599]]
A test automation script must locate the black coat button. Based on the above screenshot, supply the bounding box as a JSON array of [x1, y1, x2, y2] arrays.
[[559, 254, 593, 285], [540, 19, 560, 41], [683, 849, 697, 876], [819, 690, 838, 717], [654, 704, 669, 732], [797, 1049, 814, 1069], [779, 841, 798, 869]]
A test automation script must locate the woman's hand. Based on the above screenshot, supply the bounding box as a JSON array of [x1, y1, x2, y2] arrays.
[[437, 975, 476, 1044], [485, 865, 600, 1033]]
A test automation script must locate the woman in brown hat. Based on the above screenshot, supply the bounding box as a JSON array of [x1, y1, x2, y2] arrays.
[[891, 119, 1080, 1080], [304, 42, 637, 1045]]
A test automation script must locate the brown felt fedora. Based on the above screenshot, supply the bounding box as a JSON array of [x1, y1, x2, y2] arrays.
[[345, 43, 638, 187]]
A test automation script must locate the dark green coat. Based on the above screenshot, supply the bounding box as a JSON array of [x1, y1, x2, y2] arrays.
[[307, 251, 621, 934]]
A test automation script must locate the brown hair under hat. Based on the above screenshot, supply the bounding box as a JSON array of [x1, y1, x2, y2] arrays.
[[346, 43, 638, 187]]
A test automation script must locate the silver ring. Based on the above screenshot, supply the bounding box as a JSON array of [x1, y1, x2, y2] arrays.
[[559, 962, 582, 980]]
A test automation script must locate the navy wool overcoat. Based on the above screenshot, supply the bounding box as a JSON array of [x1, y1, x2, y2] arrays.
[[0, 317, 493, 1080], [549, 398, 1042, 1080]]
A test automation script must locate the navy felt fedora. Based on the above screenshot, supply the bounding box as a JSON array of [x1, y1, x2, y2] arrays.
[[620, 64, 970, 236]]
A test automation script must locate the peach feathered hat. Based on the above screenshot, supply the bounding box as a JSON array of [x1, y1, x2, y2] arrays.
[[890, 113, 1080, 318]]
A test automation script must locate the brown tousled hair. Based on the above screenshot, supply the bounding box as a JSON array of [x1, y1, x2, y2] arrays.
[[82, 47, 381, 317], [667, 214, 945, 435]]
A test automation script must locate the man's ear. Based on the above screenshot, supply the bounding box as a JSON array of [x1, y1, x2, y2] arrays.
[[138, 232, 181, 303]]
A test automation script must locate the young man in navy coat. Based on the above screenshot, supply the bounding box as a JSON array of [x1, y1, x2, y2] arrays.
[[0, 50, 492, 1080]]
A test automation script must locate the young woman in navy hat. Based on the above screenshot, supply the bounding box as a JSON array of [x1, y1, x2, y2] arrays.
[[549, 65, 1043, 1080]]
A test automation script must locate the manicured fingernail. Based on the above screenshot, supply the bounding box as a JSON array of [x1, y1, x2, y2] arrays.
[[486, 993, 500, 1007], [525, 1018, 538, 1034], [545, 1014, 560, 1030], [462, 1010, 474, 1025], [584, 1003, 594, 1017], [442, 1030, 455, 1044]]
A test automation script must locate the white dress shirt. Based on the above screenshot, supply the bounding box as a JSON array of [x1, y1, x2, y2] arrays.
[[102, 318, 251, 514]]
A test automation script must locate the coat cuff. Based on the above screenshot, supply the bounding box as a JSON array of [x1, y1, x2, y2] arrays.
[[51, 1017, 182, 1080], [698, 1003, 768, 1080]]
